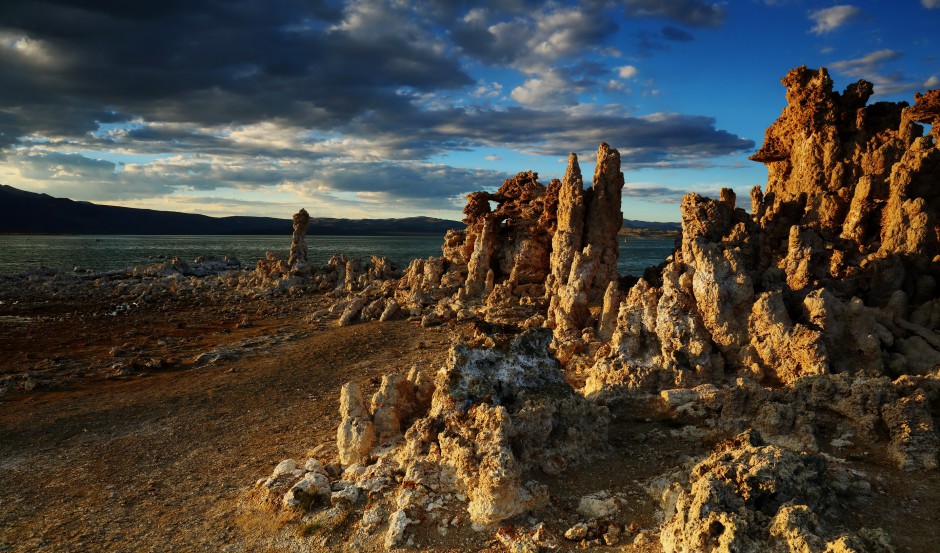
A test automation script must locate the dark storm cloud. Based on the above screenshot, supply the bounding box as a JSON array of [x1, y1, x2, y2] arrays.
[[0, 0, 470, 142], [341, 107, 754, 166], [450, 15, 532, 65], [1, 0, 754, 213], [622, 185, 684, 198]]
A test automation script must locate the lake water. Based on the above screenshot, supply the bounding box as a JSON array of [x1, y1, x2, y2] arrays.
[[0, 235, 676, 277]]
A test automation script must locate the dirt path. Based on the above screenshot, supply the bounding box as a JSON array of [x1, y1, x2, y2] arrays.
[[0, 320, 449, 552]]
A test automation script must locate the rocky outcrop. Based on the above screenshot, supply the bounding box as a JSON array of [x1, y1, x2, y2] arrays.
[[658, 430, 892, 553], [246, 67, 939, 553], [584, 143, 626, 298], [543, 146, 626, 351], [311, 143, 627, 345], [589, 66, 940, 393], [337, 382, 375, 466], [288, 208, 310, 268], [545, 153, 586, 302], [255, 330, 609, 548]]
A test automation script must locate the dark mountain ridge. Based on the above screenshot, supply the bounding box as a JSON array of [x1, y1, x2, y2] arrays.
[[0, 185, 681, 235], [0, 185, 460, 236]]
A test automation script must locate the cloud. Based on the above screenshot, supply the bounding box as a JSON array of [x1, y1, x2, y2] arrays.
[[923, 0, 940, 8], [0, 0, 472, 143], [808, 5, 862, 35], [0, 146, 510, 210], [634, 26, 697, 56], [830, 49, 904, 73], [346, 106, 755, 165], [620, 0, 726, 28], [0, 0, 758, 218], [622, 185, 686, 202], [925, 76, 940, 88], [511, 71, 580, 106], [618, 65, 639, 79], [829, 49, 926, 95]]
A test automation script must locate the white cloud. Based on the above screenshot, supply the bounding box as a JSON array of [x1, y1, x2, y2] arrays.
[[830, 50, 925, 96], [925, 76, 940, 88], [808, 5, 862, 34], [618, 65, 638, 79], [510, 70, 578, 106], [470, 81, 504, 99], [923, 0, 940, 8], [830, 49, 903, 73]]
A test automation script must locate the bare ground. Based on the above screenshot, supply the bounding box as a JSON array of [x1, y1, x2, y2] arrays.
[[1, 289, 938, 552], [0, 307, 450, 552]]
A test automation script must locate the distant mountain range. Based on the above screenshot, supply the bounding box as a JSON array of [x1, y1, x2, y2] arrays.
[[0, 184, 681, 235], [622, 219, 681, 232], [0, 185, 460, 236]]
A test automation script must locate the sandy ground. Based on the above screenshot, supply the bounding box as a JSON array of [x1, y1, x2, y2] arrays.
[[0, 299, 450, 552]]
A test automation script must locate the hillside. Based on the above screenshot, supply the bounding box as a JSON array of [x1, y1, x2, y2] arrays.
[[0, 185, 460, 236]]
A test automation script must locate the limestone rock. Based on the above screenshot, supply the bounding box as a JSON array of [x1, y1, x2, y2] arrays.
[[584, 142, 625, 297], [596, 280, 621, 341], [550, 245, 598, 346], [659, 430, 887, 553], [588, 67, 940, 393], [370, 374, 417, 445], [881, 389, 939, 470], [337, 382, 375, 466], [338, 295, 367, 326], [288, 208, 310, 268], [545, 153, 586, 303], [318, 329, 609, 539]]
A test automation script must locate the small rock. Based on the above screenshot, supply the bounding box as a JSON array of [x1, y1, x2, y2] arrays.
[[564, 522, 589, 541], [271, 459, 298, 477], [578, 493, 619, 519]]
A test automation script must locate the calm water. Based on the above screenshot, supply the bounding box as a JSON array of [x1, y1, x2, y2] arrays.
[[0, 234, 675, 277]]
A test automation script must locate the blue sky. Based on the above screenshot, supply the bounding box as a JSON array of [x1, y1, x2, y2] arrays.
[[0, 1, 937, 221]]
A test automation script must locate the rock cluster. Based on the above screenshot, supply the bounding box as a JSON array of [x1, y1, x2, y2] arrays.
[[589, 66, 940, 394], [658, 430, 892, 553], [255, 330, 608, 549], [246, 66, 940, 551], [309, 143, 625, 352]]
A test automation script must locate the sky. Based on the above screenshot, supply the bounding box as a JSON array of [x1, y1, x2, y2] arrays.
[[0, 1, 937, 222]]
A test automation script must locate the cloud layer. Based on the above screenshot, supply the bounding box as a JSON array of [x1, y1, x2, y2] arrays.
[[0, 0, 759, 216]]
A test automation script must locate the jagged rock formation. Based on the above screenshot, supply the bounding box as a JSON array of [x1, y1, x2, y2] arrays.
[[589, 66, 940, 396], [584, 143, 626, 297], [310, 143, 625, 348], [254, 330, 608, 548], [288, 208, 310, 268], [247, 67, 939, 551], [658, 430, 892, 553]]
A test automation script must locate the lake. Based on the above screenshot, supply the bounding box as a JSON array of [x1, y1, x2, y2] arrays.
[[0, 234, 676, 277]]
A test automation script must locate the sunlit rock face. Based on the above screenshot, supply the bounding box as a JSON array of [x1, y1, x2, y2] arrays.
[[589, 66, 940, 393], [313, 142, 626, 347], [256, 329, 609, 548]]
